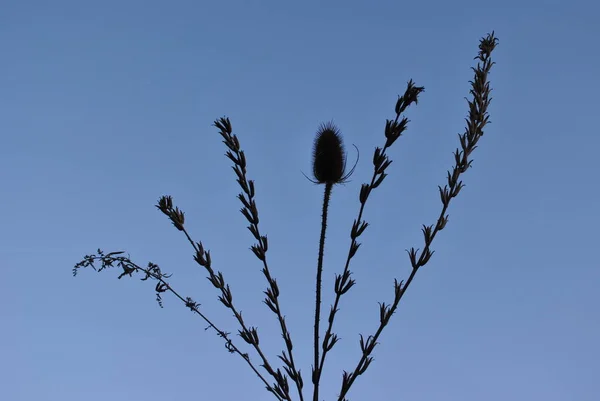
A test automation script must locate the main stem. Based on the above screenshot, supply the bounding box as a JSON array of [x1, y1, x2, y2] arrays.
[[313, 182, 332, 401]]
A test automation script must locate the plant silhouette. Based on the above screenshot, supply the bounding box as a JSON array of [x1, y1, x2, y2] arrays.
[[74, 32, 499, 401]]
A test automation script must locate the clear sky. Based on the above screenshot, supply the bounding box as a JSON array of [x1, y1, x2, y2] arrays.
[[2, 1, 599, 400]]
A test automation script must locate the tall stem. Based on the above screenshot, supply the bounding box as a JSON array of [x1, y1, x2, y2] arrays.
[[313, 182, 332, 401]]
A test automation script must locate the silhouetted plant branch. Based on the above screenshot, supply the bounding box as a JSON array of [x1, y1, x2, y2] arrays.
[[155, 195, 293, 400], [337, 31, 498, 401], [74, 31, 499, 401], [72, 249, 283, 400], [213, 117, 304, 401]]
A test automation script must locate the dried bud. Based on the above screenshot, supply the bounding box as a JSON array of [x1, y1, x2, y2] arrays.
[[312, 122, 346, 184]]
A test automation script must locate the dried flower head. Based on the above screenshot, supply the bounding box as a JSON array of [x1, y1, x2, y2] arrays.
[[309, 121, 357, 185]]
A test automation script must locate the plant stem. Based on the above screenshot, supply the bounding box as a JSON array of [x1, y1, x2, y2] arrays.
[[313, 182, 333, 401]]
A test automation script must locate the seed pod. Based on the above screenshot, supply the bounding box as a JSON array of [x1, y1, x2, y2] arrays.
[[312, 122, 346, 184]]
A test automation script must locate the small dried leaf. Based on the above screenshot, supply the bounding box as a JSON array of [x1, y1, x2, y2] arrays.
[[251, 245, 265, 261], [407, 247, 418, 268], [357, 356, 373, 375], [372, 173, 387, 189], [349, 241, 361, 258], [359, 183, 371, 204], [263, 298, 278, 314]]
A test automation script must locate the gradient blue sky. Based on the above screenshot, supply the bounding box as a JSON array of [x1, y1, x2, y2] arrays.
[[2, 1, 599, 400]]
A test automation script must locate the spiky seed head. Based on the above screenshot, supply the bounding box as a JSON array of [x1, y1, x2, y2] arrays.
[[312, 122, 346, 184]]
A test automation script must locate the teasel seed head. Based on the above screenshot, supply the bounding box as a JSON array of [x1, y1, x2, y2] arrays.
[[311, 121, 359, 185]]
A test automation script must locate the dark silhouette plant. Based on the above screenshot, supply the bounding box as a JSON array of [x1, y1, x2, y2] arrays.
[[74, 32, 499, 401]]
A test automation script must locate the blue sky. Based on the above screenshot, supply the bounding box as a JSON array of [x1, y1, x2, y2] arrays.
[[2, 1, 599, 400]]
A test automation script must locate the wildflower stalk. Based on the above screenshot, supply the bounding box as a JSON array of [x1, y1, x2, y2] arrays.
[[312, 182, 332, 401], [214, 118, 303, 401], [337, 31, 499, 401]]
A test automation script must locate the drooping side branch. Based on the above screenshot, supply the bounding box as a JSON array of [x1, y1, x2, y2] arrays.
[[73, 249, 284, 401]]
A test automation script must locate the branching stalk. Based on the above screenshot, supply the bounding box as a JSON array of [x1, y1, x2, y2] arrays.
[[156, 196, 292, 401], [337, 31, 498, 401], [214, 118, 304, 401]]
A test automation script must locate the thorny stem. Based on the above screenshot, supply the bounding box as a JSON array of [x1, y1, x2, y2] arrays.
[[313, 182, 332, 401], [337, 31, 498, 401]]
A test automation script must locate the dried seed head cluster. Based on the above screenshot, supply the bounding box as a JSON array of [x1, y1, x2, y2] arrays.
[[311, 122, 350, 185]]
